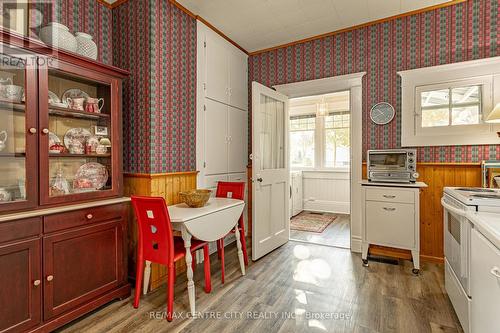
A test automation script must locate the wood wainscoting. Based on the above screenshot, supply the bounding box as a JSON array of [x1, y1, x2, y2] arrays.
[[362, 162, 481, 263], [124, 171, 198, 290]]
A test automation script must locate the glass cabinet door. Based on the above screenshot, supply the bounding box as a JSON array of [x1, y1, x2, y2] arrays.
[[0, 51, 37, 212], [39, 60, 120, 205]]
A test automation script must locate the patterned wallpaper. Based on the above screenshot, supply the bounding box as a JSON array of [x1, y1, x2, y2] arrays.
[[34, 0, 113, 65], [249, 0, 500, 163], [112, 0, 196, 173]]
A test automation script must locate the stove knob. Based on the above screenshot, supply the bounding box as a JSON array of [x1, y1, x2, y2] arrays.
[[412, 172, 420, 179]]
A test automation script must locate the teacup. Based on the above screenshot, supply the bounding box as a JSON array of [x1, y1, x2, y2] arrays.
[[85, 97, 104, 113], [0, 187, 11, 202], [0, 130, 7, 152], [2, 85, 24, 102], [66, 97, 85, 111]]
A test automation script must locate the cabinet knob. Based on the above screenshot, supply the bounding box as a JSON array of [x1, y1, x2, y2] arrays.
[[33, 279, 41, 286], [41, 128, 49, 134], [46, 275, 54, 282], [383, 195, 396, 199], [28, 127, 37, 134], [86, 214, 93, 220]]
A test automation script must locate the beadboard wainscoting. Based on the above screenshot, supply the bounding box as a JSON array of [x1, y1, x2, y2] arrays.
[[124, 171, 198, 290], [362, 162, 482, 263], [302, 171, 351, 214]]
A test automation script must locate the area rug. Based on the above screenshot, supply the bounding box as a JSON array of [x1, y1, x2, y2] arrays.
[[290, 212, 337, 233]]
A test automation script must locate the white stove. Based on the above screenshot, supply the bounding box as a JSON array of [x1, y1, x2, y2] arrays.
[[442, 187, 500, 333], [444, 187, 500, 212]]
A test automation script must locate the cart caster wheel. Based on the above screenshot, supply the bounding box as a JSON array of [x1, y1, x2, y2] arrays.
[[362, 259, 369, 267], [412, 269, 420, 275]]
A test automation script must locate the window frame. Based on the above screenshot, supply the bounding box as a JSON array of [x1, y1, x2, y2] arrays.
[[399, 57, 500, 147]]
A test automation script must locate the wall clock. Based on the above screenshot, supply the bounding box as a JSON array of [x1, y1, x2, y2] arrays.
[[370, 102, 395, 125]]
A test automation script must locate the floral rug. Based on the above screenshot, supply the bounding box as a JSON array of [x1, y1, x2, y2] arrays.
[[290, 211, 337, 233]]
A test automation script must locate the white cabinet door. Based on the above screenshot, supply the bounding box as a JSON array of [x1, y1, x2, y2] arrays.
[[205, 99, 228, 175], [229, 47, 248, 110], [227, 106, 248, 173], [205, 29, 229, 104], [471, 228, 500, 333]]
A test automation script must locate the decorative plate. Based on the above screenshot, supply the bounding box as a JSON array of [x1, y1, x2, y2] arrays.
[[48, 131, 61, 148], [63, 128, 91, 149], [61, 88, 90, 103], [75, 162, 108, 190], [370, 102, 395, 125], [48, 90, 60, 104]]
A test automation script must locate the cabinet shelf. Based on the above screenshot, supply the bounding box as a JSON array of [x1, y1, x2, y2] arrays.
[[0, 100, 26, 112], [0, 152, 26, 157], [48, 105, 110, 120], [49, 153, 111, 158]]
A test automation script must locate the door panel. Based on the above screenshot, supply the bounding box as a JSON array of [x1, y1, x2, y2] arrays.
[[43, 221, 122, 320], [252, 82, 289, 260], [229, 47, 248, 110], [205, 29, 229, 104], [204, 99, 228, 175], [0, 238, 41, 333], [228, 107, 248, 173]]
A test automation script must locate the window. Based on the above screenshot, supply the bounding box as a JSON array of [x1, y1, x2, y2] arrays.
[[290, 116, 315, 168], [399, 57, 500, 147], [324, 112, 350, 168], [420, 85, 481, 128]]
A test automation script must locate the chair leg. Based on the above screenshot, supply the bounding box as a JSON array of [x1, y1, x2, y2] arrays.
[[203, 244, 211, 293], [133, 258, 144, 309], [238, 216, 249, 266], [143, 261, 151, 295], [217, 239, 222, 259], [220, 238, 225, 284], [167, 264, 175, 321]]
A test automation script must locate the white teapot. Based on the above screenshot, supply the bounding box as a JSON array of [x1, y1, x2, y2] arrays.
[[0, 130, 7, 151]]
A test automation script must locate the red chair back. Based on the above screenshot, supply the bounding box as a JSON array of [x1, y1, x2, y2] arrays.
[[216, 181, 245, 200], [131, 196, 174, 266]]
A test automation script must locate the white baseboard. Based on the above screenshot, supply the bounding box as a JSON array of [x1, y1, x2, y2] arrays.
[[303, 199, 350, 214], [350, 236, 362, 253]]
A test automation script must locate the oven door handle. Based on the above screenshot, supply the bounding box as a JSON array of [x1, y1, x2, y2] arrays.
[[441, 198, 467, 218]]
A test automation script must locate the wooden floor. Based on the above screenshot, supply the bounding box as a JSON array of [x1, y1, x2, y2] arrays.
[[290, 213, 351, 248], [59, 242, 462, 333]]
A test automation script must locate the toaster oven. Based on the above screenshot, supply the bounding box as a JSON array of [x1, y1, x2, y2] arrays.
[[367, 149, 419, 183]]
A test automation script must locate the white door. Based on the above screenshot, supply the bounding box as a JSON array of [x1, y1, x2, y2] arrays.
[[204, 99, 228, 175], [228, 106, 248, 173], [205, 29, 229, 104], [229, 47, 248, 110], [252, 81, 289, 260]]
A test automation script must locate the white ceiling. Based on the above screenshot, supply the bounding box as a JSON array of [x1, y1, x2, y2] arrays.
[[176, 0, 452, 52]]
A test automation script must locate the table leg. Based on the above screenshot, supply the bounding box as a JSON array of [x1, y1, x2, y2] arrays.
[[181, 226, 196, 314], [234, 224, 246, 276]]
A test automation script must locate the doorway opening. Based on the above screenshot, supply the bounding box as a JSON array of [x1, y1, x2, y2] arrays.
[[288, 91, 351, 249]]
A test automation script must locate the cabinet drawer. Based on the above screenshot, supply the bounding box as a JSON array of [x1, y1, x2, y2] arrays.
[[365, 187, 414, 204], [44, 204, 125, 233], [365, 201, 415, 249], [0, 217, 41, 244]]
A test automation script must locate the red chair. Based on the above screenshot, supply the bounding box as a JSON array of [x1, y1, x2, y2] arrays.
[[215, 181, 248, 283], [131, 196, 211, 321]]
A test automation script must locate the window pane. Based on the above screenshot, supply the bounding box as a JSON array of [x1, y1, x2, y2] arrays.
[[452, 85, 480, 104], [452, 106, 480, 125], [290, 117, 315, 131], [325, 113, 350, 129], [325, 128, 350, 168], [422, 108, 449, 127], [421, 89, 449, 107], [260, 94, 285, 170], [290, 131, 314, 168]]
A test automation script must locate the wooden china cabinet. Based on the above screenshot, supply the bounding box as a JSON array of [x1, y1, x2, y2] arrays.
[[0, 29, 130, 333]]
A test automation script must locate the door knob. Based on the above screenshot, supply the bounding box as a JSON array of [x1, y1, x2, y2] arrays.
[[46, 275, 54, 281], [28, 127, 37, 134], [41, 128, 49, 134], [33, 279, 41, 287], [257, 178, 263, 182]]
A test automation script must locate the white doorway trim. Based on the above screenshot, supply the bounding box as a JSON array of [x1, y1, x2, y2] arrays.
[[274, 72, 366, 253]]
